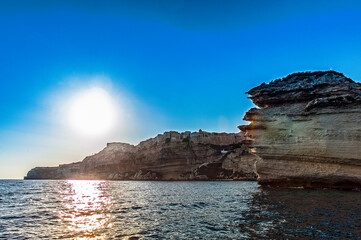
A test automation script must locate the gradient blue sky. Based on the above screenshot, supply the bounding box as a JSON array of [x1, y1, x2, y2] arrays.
[[2, 0, 361, 178]]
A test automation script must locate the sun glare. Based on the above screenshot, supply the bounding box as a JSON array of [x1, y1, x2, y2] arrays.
[[67, 87, 117, 137]]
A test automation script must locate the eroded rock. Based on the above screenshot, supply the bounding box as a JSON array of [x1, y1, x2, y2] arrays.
[[240, 70, 361, 189]]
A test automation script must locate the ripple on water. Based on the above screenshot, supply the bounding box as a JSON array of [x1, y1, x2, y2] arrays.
[[0, 180, 361, 239]]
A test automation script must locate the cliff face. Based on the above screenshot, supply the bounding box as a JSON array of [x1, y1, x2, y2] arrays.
[[25, 131, 258, 181], [240, 71, 361, 189]]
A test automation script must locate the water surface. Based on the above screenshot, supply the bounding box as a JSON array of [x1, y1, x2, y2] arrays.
[[0, 180, 360, 239]]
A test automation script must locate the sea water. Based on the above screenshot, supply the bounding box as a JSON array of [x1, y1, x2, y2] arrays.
[[0, 180, 360, 239]]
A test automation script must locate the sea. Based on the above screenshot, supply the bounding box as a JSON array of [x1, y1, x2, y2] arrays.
[[0, 180, 360, 239]]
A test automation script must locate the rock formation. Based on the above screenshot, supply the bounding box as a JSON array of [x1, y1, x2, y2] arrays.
[[239, 70, 361, 189], [25, 131, 258, 181]]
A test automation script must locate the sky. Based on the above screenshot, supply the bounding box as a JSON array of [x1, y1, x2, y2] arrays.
[[2, 0, 361, 178]]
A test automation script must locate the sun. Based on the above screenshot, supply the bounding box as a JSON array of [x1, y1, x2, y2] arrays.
[[67, 87, 117, 137]]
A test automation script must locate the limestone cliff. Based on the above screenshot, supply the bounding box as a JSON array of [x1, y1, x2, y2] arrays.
[[25, 131, 258, 181], [239, 70, 361, 189]]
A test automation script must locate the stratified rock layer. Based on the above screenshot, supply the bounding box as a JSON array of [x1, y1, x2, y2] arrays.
[[240, 71, 361, 189], [25, 131, 258, 181]]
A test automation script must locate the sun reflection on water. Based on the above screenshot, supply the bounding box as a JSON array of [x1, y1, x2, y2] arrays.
[[58, 180, 113, 239]]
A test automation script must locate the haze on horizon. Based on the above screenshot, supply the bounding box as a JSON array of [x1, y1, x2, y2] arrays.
[[2, 0, 361, 179]]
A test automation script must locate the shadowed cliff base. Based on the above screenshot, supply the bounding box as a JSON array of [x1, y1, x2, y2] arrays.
[[240, 70, 361, 190], [25, 130, 258, 181]]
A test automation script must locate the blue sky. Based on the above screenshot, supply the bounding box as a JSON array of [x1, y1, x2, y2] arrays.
[[2, 0, 361, 178]]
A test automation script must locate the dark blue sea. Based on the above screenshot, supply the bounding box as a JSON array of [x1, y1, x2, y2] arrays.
[[0, 180, 360, 239]]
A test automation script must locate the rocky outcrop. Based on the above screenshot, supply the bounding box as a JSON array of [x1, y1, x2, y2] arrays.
[[25, 131, 258, 181], [239, 71, 361, 189]]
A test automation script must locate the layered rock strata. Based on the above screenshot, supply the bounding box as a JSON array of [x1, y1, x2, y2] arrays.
[[25, 131, 258, 181], [239, 70, 361, 189]]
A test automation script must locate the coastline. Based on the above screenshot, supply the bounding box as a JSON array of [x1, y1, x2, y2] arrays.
[[24, 71, 361, 190]]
